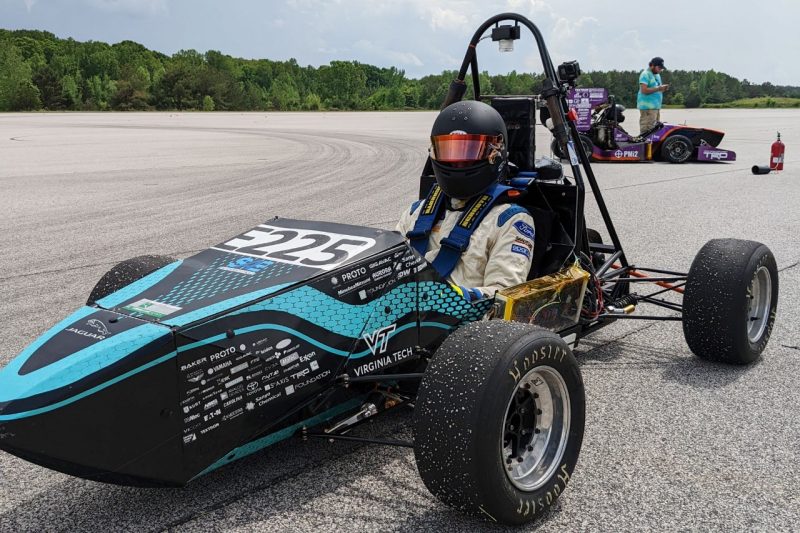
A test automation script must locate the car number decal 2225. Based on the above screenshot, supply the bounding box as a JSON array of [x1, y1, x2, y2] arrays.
[[212, 225, 376, 270]]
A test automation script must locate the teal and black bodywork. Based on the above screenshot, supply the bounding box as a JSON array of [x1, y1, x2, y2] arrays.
[[0, 218, 487, 486]]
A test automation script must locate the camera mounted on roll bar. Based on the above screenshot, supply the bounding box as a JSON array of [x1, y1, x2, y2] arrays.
[[557, 60, 581, 87], [491, 22, 521, 52]]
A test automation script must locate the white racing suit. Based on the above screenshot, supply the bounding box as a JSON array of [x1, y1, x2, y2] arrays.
[[396, 197, 535, 298]]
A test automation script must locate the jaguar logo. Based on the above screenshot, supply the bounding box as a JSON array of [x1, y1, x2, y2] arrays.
[[87, 318, 110, 336]]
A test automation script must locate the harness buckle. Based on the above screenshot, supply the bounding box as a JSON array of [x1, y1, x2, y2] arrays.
[[406, 229, 430, 240], [440, 236, 469, 253]]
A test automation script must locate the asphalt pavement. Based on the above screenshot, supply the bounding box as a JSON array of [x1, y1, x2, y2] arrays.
[[0, 109, 798, 532]]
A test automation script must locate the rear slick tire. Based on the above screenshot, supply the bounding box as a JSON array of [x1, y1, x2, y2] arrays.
[[414, 321, 585, 525], [551, 135, 594, 162], [683, 239, 778, 364]]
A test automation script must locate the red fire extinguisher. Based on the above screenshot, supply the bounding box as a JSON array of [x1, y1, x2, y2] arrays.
[[770, 132, 785, 171]]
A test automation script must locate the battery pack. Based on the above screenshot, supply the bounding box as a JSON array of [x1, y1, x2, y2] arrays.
[[494, 263, 590, 331]]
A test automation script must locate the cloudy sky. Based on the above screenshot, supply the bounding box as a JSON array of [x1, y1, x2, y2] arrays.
[[2, 0, 799, 85]]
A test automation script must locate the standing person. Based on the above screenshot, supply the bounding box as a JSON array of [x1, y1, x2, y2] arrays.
[[637, 56, 669, 134]]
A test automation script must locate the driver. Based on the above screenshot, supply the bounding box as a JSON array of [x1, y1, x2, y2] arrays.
[[396, 101, 535, 301]]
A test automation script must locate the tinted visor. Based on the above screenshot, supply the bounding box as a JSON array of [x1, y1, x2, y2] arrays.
[[430, 134, 502, 163]]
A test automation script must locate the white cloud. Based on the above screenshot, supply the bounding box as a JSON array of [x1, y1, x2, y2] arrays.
[[85, 0, 169, 16], [353, 39, 423, 67]]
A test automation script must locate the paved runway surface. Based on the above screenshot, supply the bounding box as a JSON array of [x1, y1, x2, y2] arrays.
[[0, 109, 798, 532]]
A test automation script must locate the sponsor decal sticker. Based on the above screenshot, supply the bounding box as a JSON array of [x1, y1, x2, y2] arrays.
[[513, 220, 535, 239], [183, 400, 200, 413], [299, 351, 316, 363], [219, 257, 273, 275], [363, 324, 396, 355], [230, 362, 249, 374], [203, 409, 221, 422], [200, 423, 220, 435], [295, 369, 332, 390], [513, 236, 533, 250], [341, 266, 367, 282], [352, 347, 414, 377], [511, 244, 531, 258], [208, 360, 233, 375], [121, 299, 181, 319], [86, 318, 110, 336], [225, 376, 244, 389], [336, 276, 372, 297], [181, 357, 207, 372], [280, 352, 299, 367], [276, 338, 292, 350], [210, 346, 236, 362], [204, 399, 219, 410], [371, 266, 393, 282], [186, 369, 205, 383]]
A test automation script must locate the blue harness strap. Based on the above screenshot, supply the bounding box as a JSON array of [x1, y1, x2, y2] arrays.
[[431, 183, 514, 278], [406, 184, 445, 256]]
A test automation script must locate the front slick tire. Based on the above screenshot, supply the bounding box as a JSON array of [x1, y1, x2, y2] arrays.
[[414, 321, 585, 525], [683, 239, 779, 364]]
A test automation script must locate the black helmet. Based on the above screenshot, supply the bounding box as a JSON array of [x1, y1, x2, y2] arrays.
[[429, 100, 507, 200], [602, 104, 626, 123]]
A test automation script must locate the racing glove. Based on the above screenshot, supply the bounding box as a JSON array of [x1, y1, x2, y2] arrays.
[[451, 284, 485, 302]]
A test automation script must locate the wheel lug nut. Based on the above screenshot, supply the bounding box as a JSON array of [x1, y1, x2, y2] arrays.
[[535, 429, 541, 434], [537, 409, 542, 415], [506, 458, 513, 464], [527, 446, 534, 452], [517, 457, 524, 463], [533, 393, 539, 398], [523, 383, 531, 389]]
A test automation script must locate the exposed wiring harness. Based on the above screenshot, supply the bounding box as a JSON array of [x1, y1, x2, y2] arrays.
[[578, 252, 604, 319]]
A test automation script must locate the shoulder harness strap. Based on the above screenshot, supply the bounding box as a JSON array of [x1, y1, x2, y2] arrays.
[[431, 182, 516, 278], [406, 184, 445, 256]]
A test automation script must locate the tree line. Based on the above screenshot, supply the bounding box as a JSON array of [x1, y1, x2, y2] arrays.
[[1, 29, 798, 112]]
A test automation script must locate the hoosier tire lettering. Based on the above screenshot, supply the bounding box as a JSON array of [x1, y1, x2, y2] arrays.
[[413, 321, 585, 525]]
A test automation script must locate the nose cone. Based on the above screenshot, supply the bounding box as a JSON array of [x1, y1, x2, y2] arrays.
[[0, 307, 185, 486]]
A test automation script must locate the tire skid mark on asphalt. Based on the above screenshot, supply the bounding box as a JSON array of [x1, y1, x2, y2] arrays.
[[602, 167, 744, 191], [575, 322, 660, 363], [160, 419, 412, 532], [0, 249, 203, 282], [170, 430, 437, 532], [778, 259, 800, 272]]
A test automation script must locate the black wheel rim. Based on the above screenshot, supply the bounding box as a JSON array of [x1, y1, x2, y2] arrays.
[[501, 366, 570, 491]]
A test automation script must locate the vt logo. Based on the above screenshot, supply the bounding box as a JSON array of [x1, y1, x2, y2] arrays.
[[363, 324, 397, 355]]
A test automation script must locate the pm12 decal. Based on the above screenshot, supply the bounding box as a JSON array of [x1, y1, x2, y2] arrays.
[[212, 225, 376, 270]]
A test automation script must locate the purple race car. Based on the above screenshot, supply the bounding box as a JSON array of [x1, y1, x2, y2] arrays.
[[549, 88, 736, 163]]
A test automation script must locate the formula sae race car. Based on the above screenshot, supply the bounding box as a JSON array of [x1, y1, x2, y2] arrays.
[[548, 89, 737, 163], [0, 13, 778, 526]]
